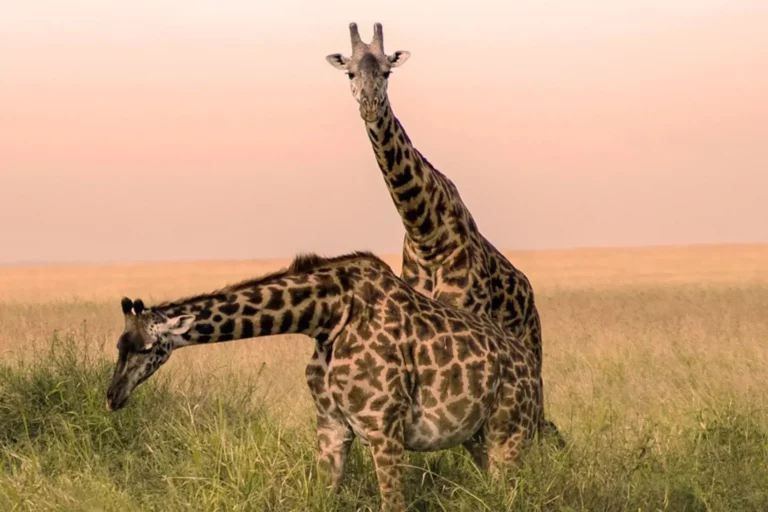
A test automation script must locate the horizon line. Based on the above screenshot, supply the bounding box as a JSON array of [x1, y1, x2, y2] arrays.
[[2, 241, 766, 269]]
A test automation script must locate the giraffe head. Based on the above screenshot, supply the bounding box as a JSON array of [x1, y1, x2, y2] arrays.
[[105, 297, 195, 411], [326, 22, 411, 123]]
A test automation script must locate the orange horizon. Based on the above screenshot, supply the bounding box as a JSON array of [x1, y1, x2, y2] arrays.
[[1, 242, 766, 269]]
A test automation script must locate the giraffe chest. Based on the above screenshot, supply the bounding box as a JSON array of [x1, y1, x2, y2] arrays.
[[403, 243, 494, 319], [430, 269, 493, 323]]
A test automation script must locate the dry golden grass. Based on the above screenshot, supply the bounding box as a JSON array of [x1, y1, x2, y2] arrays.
[[3, 244, 767, 303], [1, 243, 767, 428]]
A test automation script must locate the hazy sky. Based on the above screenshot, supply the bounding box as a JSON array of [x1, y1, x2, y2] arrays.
[[1, 1, 767, 264]]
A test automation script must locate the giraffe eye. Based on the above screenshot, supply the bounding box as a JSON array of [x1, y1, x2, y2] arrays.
[[347, 72, 355, 80], [383, 71, 391, 79]]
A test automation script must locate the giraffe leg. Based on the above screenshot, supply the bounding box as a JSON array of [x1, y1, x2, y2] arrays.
[[484, 381, 534, 478], [315, 415, 354, 491], [486, 424, 525, 478], [526, 312, 565, 448], [367, 423, 407, 512], [462, 432, 489, 471]]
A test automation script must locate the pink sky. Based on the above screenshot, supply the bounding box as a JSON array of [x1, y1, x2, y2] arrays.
[[1, 1, 767, 264]]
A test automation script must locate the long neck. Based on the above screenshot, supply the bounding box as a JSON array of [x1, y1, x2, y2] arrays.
[[366, 99, 466, 256], [158, 274, 350, 346]]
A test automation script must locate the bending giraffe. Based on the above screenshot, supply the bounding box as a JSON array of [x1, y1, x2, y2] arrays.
[[105, 252, 543, 512], [325, 23, 562, 453]]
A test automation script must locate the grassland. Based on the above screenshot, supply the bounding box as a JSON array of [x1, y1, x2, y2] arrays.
[[1, 244, 767, 511]]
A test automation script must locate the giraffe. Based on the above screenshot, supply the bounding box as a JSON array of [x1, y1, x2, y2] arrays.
[[105, 251, 543, 511], [325, 23, 562, 455]]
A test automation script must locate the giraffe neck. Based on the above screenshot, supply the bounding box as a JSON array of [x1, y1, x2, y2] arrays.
[[154, 271, 351, 347], [365, 99, 458, 256]]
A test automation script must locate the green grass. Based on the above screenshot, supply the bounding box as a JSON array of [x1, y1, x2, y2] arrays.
[[1, 335, 766, 511]]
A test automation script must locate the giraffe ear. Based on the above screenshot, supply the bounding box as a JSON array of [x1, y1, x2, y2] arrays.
[[326, 53, 350, 70], [388, 51, 410, 68], [166, 315, 195, 335], [121, 297, 133, 315]]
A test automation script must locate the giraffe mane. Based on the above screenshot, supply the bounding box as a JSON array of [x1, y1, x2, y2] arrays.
[[151, 251, 390, 311], [288, 250, 386, 273]]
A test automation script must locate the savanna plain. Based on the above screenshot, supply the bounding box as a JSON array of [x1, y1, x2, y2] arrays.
[[1, 244, 767, 511]]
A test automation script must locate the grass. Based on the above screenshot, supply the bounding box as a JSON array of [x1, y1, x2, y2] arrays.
[[1, 245, 768, 510], [1, 335, 766, 511]]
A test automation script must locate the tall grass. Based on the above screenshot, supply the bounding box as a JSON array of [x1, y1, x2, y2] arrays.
[[1, 334, 766, 512], [2, 247, 768, 510]]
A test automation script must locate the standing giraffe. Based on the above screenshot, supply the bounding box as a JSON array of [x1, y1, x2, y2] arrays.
[[105, 251, 543, 512], [325, 23, 561, 456]]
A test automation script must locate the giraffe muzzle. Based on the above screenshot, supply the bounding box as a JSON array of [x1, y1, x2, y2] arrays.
[[105, 382, 130, 411], [105, 393, 128, 411], [359, 97, 379, 123]]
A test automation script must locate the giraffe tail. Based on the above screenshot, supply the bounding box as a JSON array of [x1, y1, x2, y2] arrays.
[[540, 418, 567, 450]]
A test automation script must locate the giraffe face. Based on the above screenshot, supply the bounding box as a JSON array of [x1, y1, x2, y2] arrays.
[[105, 298, 194, 411], [326, 25, 410, 123]]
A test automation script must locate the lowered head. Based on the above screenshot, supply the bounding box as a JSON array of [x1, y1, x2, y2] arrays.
[[105, 297, 195, 411]]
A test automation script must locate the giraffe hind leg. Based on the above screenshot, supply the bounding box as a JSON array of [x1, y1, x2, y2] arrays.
[[485, 422, 528, 478], [483, 377, 536, 477], [526, 312, 566, 449]]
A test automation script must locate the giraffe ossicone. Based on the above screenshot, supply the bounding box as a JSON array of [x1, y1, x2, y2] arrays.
[[105, 251, 543, 511]]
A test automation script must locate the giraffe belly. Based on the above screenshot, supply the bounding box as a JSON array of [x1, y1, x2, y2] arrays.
[[337, 396, 491, 452], [326, 349, 502, 453], [403, 393, 492, 452]]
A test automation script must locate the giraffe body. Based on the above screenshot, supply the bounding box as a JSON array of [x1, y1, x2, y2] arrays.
[[106, 252, 541, 511]]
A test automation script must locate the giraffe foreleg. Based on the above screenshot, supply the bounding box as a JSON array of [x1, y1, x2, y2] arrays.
[[315, 415, 355, 491], [367, 421, 407, 512]]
